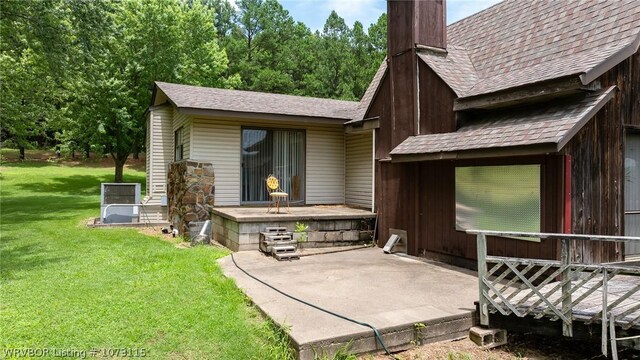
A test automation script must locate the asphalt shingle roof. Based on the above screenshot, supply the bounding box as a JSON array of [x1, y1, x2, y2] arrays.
[[349, 59, 388, 123], [155, 82, 359, 120], [390, 86, 616, 158], [419, 0, 640, 98]]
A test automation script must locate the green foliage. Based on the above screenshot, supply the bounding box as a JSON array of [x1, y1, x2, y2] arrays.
[[312, 341, 356, 360], [411, 322, 428, 345], [0, 162, 294, 359], [1, 0, 387, 178], [294, 222, 309, 243], [446, 351, 474, 360]]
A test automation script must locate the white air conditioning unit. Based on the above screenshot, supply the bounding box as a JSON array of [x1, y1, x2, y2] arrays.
[[100, 183, 141, 224]]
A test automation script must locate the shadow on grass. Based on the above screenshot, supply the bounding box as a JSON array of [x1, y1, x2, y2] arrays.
[[1, 161, 58, 168], [1, 153, 146, 172], [0, 237, 70, 281], [13, 173, 146, 196], [1, 197, 99, 224]]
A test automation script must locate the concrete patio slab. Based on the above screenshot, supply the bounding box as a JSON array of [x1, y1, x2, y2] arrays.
[[218, 247, 479, 359]]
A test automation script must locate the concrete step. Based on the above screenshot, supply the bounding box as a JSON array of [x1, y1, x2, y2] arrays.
[[273, 245, 297, 253], [265, 234, 293, 242], [264, 226, 289, 234], [264, 239, 297, 246], [274, 252, 300, 261]]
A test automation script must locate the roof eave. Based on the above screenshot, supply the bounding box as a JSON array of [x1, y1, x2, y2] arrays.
[[555, 85, 617, 151], [454, 75, 587, 111], [176, 107, 348, 124], [390, 143, 559, 162], [580, 32, 640, 85], [345, 117, 380, 133]]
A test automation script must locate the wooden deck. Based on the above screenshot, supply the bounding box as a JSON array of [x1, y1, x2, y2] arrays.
[[501, 273, 640, 330], [469, 230, 640, 358]]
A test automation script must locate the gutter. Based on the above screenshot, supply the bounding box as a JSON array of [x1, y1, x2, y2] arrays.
[[176, 107, 348, 125]]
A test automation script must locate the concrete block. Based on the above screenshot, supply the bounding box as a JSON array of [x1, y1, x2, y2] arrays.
[[238, 233, 260, 245], [469, 326, 507, 349], [342, 230, 359, 241], [312, 241, 335, 248], [237, 242, 257, 251], [359, 230, 374, 241], [324, 231, 343, 242], [334, 220, 352, 230], [239, 222, 263, 233], [308, 231, 325, 242]]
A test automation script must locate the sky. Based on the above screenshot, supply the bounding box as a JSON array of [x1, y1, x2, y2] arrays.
[[276, 0, 503, 31]]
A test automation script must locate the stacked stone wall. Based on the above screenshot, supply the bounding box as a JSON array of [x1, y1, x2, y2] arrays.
[[167, 160, 215, 236]]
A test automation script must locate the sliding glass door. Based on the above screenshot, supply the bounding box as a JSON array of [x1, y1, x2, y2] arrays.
[[241, 128, 305, 204]]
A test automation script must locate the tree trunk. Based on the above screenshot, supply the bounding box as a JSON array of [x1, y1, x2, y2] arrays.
[[71, 149, 76, 160], [132, 145, 139, 160], [112, 152, 129, 183], [19, 146, 25, 160], [114, 163, 124, 183], [84, 145, 91, 159]]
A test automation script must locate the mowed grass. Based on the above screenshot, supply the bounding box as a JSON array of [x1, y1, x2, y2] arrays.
[[0, 161, 293, 359]]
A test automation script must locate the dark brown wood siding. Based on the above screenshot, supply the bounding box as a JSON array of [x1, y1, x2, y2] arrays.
[[389, 51, 418, 148], [387, 1, 413, 56], [619, 51, 640, 128], [370, 75, 392, 158], [418, 61, 457, 134], [417, 156, 563, 269], [560, 50, 639, 263], [414, 0, 446, 49], [372, 27, 636, 268], [387, 0, 446, 55]]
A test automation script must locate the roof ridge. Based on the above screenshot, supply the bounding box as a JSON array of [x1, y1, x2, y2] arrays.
[[447, 0, 506, 30], [155, 81, 358, 105]]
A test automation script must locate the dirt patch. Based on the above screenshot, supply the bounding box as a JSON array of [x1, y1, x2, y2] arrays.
[[364, 332, 640, 360], [137, 226, 188, 246]]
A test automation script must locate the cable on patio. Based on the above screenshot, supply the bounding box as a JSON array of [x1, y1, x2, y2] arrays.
[[230, 253, 395, 358]]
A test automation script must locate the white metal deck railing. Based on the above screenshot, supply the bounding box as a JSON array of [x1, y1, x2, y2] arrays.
[[468, 230, 640, 358]]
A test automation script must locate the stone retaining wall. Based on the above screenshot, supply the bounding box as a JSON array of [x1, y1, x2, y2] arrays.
[[167, 160, 215, 237]]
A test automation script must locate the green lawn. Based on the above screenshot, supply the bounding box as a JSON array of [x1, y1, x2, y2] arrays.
[[0, 161, 292, 359]]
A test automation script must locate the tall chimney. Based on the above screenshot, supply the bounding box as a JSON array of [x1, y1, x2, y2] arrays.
[[387, 0, 446, 148]]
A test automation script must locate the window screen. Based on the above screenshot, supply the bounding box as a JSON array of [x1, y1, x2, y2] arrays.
[[455, 165, 541, 240]]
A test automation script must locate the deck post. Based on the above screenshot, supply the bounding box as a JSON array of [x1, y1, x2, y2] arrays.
[[560, 238, 573, 337], [602, 270, 609, 357], [477, 233, 489, 326]]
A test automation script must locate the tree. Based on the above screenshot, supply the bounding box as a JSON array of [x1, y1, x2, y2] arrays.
[[65, 0, 236, 182], [0, 0, 70, 158], [312, 11, 356, 100]]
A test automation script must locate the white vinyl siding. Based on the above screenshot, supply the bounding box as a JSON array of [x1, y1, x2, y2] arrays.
[[190, 117, 345, 206], [306, 127, 345, 204], [190, 119, 242, 206], [173, 111, 191, 159], [145, 112, 151, 197], [147, 106, 173, 202], [345, 131, 373, 210]]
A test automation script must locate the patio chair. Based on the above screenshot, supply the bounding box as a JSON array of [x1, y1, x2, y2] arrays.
[[266, 175, 289, 214]]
